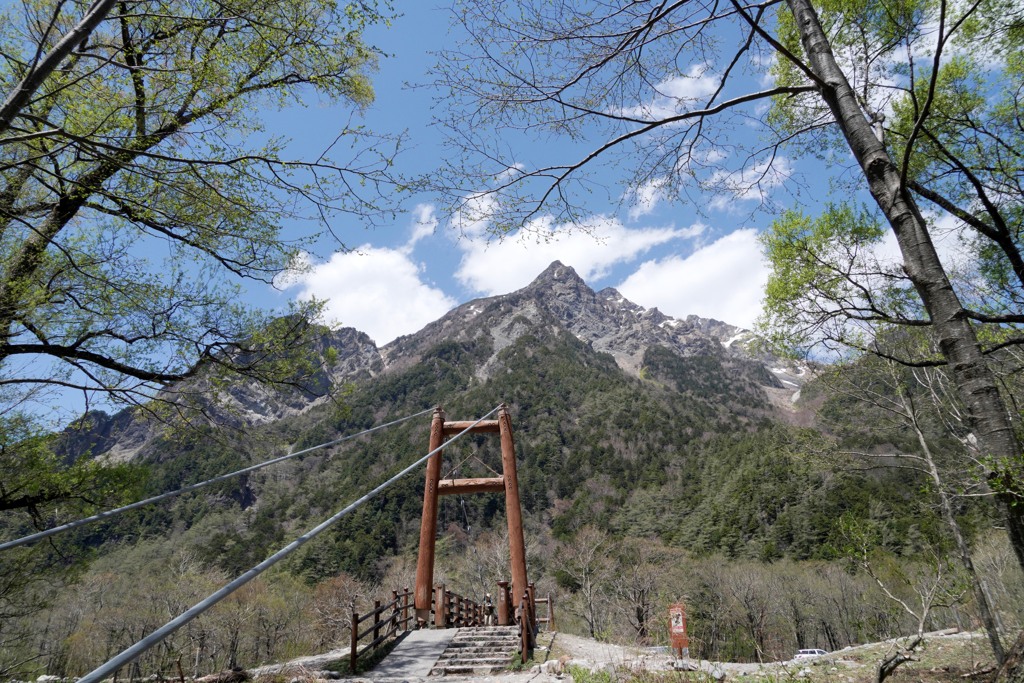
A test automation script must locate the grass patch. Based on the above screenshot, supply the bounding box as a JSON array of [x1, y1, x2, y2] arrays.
[[568, 664, 616, 683]]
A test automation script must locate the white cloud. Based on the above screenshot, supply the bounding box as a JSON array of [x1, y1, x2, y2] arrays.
[[284, 246, 456, 346], [616, 228, 769, 328], [407, 204, 438, 250], [451, 191, 500, 238], [708, 157, 793, 210], [628, 178, 669, 220], [617, 64, 720, 119], [455, 216, 704, 296], [924, 211, 974, 273], [751, 52, 777, 88]]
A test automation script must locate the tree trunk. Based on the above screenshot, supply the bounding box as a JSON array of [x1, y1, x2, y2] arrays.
[[785, 0, 1024, 572], [902, 387, 1005, 664]]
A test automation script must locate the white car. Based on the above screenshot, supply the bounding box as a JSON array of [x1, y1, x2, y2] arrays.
[[794, 649, 828, 660]]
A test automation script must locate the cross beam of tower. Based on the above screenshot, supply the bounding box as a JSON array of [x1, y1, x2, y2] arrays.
[[414, 404, 529, 624]]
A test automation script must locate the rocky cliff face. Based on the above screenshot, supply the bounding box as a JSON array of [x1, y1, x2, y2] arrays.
[[72, 326, 384, 463], [71, 261, 809, 462]]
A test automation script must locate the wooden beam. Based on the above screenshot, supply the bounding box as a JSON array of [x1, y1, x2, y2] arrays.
[[438, 477, 505, 495], [442, 420, 500, 434]]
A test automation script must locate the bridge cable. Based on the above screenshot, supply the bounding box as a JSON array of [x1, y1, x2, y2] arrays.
[[0, 406, 436, 552], [75, 404, 503, 683]]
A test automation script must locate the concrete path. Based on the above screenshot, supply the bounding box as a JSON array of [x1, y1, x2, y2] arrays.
[[362, 628, 456, 680]]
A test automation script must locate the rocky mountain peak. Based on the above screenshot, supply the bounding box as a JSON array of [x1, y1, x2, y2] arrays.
[[524, 260, 587, 290], [383, 261, 804, 386]]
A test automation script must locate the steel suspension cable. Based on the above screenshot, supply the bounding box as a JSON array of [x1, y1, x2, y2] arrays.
[[0, 406, 435, 552], [75, 403, 503, 683]]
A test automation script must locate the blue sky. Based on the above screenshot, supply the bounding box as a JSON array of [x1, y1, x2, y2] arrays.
[[241, 2, 786, 347], [257, 2, 930, 348]]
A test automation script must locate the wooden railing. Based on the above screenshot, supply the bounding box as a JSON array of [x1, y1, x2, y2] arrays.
[[349, 588, 414, 672], [431, 583, 489, 628], [536, 593, 556, 631], [348, 582, 554, 671]]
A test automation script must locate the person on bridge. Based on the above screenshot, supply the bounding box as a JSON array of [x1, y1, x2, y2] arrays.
[[484, 593, 495, 626]]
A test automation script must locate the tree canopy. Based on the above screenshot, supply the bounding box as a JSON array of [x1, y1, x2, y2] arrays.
[[0, 0, 399, 417]]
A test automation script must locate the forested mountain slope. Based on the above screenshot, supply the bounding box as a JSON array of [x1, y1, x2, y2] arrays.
[[51, 262, 964, 576]]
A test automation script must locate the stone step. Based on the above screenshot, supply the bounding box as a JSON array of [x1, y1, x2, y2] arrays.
[[430, 664, 510, 676], [441, 645, 514, 655], [428, 626, 520, 677], [446, 638, 518, 648], [430, 664, 506, 676], [450, 635, 519, 642], [446, 651, 513, 658], [437, 653, 513, 664], [450, 633, 519, 642], [454, 626, 519, 634]]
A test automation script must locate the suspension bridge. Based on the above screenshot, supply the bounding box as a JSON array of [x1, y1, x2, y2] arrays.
[[3, 403, 554, 681]]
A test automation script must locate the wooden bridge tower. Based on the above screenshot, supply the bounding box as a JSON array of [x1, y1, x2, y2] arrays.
[[414, 404, 529, 625]]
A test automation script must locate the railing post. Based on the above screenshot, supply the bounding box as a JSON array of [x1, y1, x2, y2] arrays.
[[403, 587, 410, 630], [497, 580, 510, 626], [548, 593, 556, 631], [391, 590, 399, 633], [521, 591, 527, 636], [434, 584, 446, 628], [373, 599, 382, 641], [527, 583, 537, 636], [350, 603, 359, 673]]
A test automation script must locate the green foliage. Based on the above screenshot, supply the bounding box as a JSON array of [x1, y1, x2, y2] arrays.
[[0, 415, 143, 678], [758, 204, 927, 357], [0, 0, 398, 417], [568, 664, 616, 683], [52, 324, 964, 582], [0, 414, 143, 518]]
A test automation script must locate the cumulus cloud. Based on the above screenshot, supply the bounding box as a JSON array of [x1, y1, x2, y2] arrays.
[[617, 228, 769, 328], [283, 246, 456, 346], [455, 216, 705, 296]]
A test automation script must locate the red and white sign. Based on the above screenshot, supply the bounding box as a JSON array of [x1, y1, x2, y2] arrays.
[[668, 603, 689, 657]]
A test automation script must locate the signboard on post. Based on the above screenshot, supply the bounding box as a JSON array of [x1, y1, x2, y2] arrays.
[[668, 603, 689, 659]]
